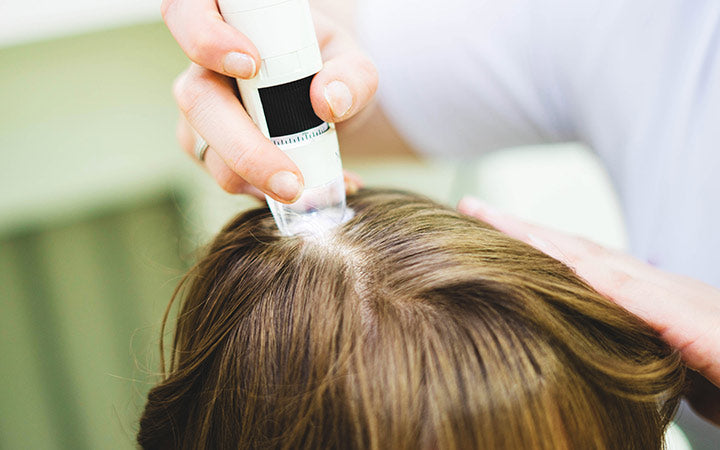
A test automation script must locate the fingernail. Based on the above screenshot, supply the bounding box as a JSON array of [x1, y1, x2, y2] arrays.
[[223, 52, 256, 79], [268, 171, 303, 202], [324, 81, 353, 119]]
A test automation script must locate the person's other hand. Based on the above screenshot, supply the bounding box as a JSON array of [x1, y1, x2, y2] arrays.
[[162, 0, 377, 202], [459, 197, 720, 426]]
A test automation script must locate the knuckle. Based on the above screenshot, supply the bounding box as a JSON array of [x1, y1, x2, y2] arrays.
[[186, 29, 220, 64], [172, 70, 189, 103], [173, 72, 211, 118], [229, 141, 264, 174], [217, 173, 246, 194]]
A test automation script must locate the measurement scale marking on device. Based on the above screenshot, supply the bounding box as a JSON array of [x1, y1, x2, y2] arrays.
[[271, 122, 330, 149]]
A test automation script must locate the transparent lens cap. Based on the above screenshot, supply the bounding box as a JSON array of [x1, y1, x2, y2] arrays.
[[267, 176, 350, 236]]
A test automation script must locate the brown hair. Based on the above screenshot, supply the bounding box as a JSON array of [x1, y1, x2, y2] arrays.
[[138, 189, 684, 449]]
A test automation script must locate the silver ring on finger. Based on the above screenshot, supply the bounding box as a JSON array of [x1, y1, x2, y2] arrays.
[[194, 136, 210, 162]]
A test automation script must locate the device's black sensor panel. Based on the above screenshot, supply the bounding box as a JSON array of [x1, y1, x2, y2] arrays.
[[259, 75, 325, 137]]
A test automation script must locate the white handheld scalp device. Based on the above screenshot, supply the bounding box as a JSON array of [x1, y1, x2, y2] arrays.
[[218, 0, 347, 236]]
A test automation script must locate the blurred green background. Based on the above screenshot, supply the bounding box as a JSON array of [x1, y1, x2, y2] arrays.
[[0, 24, 192, 449], [1, 17, 709, 450]]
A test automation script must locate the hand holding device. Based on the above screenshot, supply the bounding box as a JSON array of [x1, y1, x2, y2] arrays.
[[218, 0, 349, 235], [163, 0, 377, 207]]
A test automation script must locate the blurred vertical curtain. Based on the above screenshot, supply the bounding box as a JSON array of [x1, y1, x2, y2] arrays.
[[0, 196, 186, 449]]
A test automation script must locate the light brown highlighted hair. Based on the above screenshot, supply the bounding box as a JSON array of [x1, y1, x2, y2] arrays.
[[138, 189, 684, 449]]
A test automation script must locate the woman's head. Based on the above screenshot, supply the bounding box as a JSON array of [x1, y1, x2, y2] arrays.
[[139, 189, 683, 450]]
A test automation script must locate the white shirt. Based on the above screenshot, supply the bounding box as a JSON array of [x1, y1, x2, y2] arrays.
[[357, 0, 720, 288]]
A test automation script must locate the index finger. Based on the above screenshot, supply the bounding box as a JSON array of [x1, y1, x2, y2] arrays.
[[174, 65, 304, 202], [162, 0, 260, 79]]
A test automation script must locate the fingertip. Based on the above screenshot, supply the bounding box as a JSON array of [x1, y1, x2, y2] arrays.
[[458, 197, 511, 232], [310, 55, 378, 123], [223, 52, 258, 79], [457, 196, 484, 216], [267, 171, 305, 203], [472, 198, 502, 220], [167, 3, 261, 78], [324, 80, 354, 120], [310, 80, 334, 123]]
